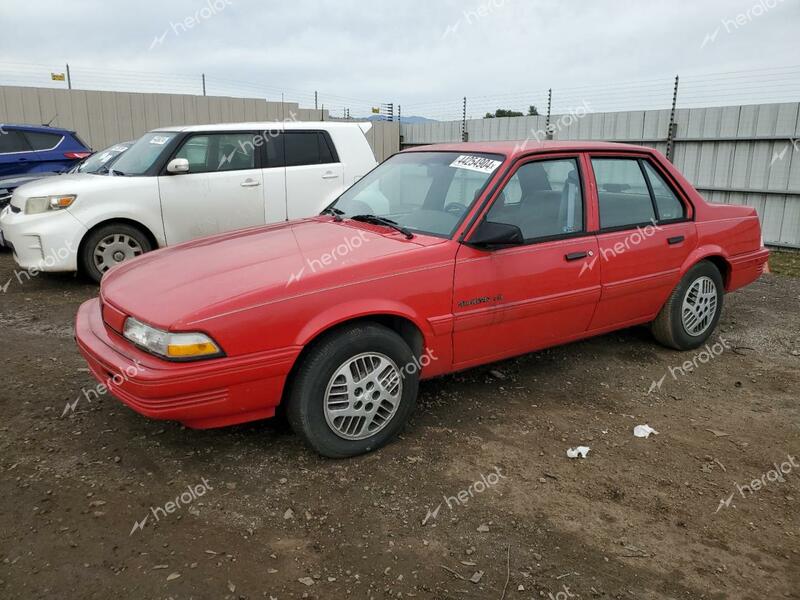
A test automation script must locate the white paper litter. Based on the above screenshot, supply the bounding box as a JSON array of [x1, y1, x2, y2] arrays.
[[634, 424, 659, 438], [566, 446, 590, 459]]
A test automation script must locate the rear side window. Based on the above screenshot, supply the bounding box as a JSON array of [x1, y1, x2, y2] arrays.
[[284, 131, 338, 167], [0, 130, 32, 154], [592, 158, 655, 229], [22, 131, 63, 151], [642, 161, 685, 221]]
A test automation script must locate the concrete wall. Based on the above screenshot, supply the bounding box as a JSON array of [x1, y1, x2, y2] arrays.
[[0, 85, 399, 162], [402, 103, 800, 248]]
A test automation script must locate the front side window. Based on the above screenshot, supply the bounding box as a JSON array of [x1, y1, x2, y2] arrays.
[[485, 158, 584, 241], [592, 158, 655, 229], [330, 151, 504, 237], [174, 133, 257, 173], [111, 132, 179, 176]]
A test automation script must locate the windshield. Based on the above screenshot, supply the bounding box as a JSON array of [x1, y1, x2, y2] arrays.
[[330, 151, 505, 237], [109, 132, 178, 176], [71, 141, 134, 174]]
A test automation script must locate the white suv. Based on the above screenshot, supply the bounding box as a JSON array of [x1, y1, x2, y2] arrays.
[[0, 121, 377, 281]]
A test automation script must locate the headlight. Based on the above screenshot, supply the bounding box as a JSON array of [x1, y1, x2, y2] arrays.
[[25, 195, 77, 215], [123, 317, 223, 361]]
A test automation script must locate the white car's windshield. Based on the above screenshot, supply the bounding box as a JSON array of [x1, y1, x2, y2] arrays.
[[109, 132, 178, 176], [329, 151, 505, 237], [71, 141, 134, 174]]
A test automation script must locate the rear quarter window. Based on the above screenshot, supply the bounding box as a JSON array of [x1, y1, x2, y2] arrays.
[[22, 131, 64, 151], [284, 131, 339, 167]]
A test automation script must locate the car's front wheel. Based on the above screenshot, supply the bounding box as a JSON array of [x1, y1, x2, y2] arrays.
[[286, 323, 419, 458], [651, 260, 724, 350], [80, 223, 152, 283]]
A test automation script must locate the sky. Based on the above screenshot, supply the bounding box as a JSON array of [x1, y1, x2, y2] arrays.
[[0, 0, 798, 119]]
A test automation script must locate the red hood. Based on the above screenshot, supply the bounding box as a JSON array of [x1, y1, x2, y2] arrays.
[[101, 218, 441, 330]]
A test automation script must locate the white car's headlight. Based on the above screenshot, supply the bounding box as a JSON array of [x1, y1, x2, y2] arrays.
[[123, 317, 223, 361], [25, 194, 77, 215]]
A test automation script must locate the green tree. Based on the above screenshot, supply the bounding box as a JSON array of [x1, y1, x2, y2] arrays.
[[484, 108, 524, 119], [528, 105, 540, 116]]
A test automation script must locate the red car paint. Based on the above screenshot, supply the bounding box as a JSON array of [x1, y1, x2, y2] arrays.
[[75, 141, 769, 429]]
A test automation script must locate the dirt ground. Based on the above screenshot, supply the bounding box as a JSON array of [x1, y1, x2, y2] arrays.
[[0, 248, 797, 600]]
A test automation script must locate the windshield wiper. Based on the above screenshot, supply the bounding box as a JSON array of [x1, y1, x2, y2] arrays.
[[321, 206, 344, 221], [350, 214, 414, 239], [111, 169, 128, 177]]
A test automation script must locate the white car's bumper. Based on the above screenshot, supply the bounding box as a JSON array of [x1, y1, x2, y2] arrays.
[[0, 206, 85, 272]]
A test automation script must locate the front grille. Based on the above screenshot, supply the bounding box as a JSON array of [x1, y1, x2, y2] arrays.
[[0, 193, 11, 210]]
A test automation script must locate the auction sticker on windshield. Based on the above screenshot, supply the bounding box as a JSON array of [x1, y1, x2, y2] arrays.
[[450, 155, 503, 174], [149, 135, 170, 145]]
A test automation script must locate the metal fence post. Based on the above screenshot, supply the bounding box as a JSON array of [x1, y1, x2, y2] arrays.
[[666, 75, 679, 162], [461, 97, 468, 142]]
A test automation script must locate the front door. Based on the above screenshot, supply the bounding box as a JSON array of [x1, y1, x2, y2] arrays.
[[452, 155, 602, 367], [159, 132, 266, 245]]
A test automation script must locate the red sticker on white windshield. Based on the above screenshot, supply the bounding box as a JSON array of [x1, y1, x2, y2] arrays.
[[450, 155, 502, 174]]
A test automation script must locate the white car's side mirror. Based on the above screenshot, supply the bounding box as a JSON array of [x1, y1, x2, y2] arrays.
[[167, 158, 190, 174]]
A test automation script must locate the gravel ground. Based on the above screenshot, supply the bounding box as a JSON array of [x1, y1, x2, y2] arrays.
[[0, 248, 798, 600]]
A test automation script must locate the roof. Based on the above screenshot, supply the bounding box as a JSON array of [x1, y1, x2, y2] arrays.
[[154, 121, 372, 133], [404, 140, 656, 159], [1, 123, 75, 134]]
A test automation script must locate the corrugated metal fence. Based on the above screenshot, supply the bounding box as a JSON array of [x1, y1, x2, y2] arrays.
[[0, 85, 399, 162], [402, 103, 800, 248]]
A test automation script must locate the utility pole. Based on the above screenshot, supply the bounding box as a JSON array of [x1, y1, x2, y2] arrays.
[[666, 75, 680, 162], [202, 73, 206, 96], [314, 91, 318, 110], [66, 64, 72, 90]]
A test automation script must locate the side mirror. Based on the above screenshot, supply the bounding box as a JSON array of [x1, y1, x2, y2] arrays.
[[166, 158, 190, 174], [467, 220, 524, 249]]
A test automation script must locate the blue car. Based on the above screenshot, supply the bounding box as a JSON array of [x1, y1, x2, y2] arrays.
[[0, 124, 92, 177]]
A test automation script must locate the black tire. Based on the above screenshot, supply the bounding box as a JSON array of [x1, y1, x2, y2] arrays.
[[651, 261, 724, 350], [286, 323, 419, 458], [80, 223, 152, 283]]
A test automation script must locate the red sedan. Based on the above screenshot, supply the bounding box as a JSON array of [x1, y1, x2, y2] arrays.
[[75, 141, 769, 457]]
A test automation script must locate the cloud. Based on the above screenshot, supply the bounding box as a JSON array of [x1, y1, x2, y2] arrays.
[[0, 0, 797, 116]]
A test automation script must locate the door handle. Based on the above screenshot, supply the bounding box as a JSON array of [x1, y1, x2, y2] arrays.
[[667, 235, 685, 245], [240, 179, 261, 187], [321, 172, 339, 180], [565, 251, 591, 261]]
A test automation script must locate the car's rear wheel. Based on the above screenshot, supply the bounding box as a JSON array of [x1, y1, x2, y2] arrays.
[[651, 260, 724, 350], [80, 223, 152, 283], [286, 323, 419, 458]]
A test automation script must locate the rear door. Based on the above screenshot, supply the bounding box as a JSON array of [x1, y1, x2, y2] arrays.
[[587, 154, 696, 330], [452, 154, 601, 367], [283, 130, 344, 219], [158, 131, 266, 244]]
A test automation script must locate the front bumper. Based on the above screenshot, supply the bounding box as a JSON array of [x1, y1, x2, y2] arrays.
[[75, 298, 301, 429], [0, 205, 85, 271]]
